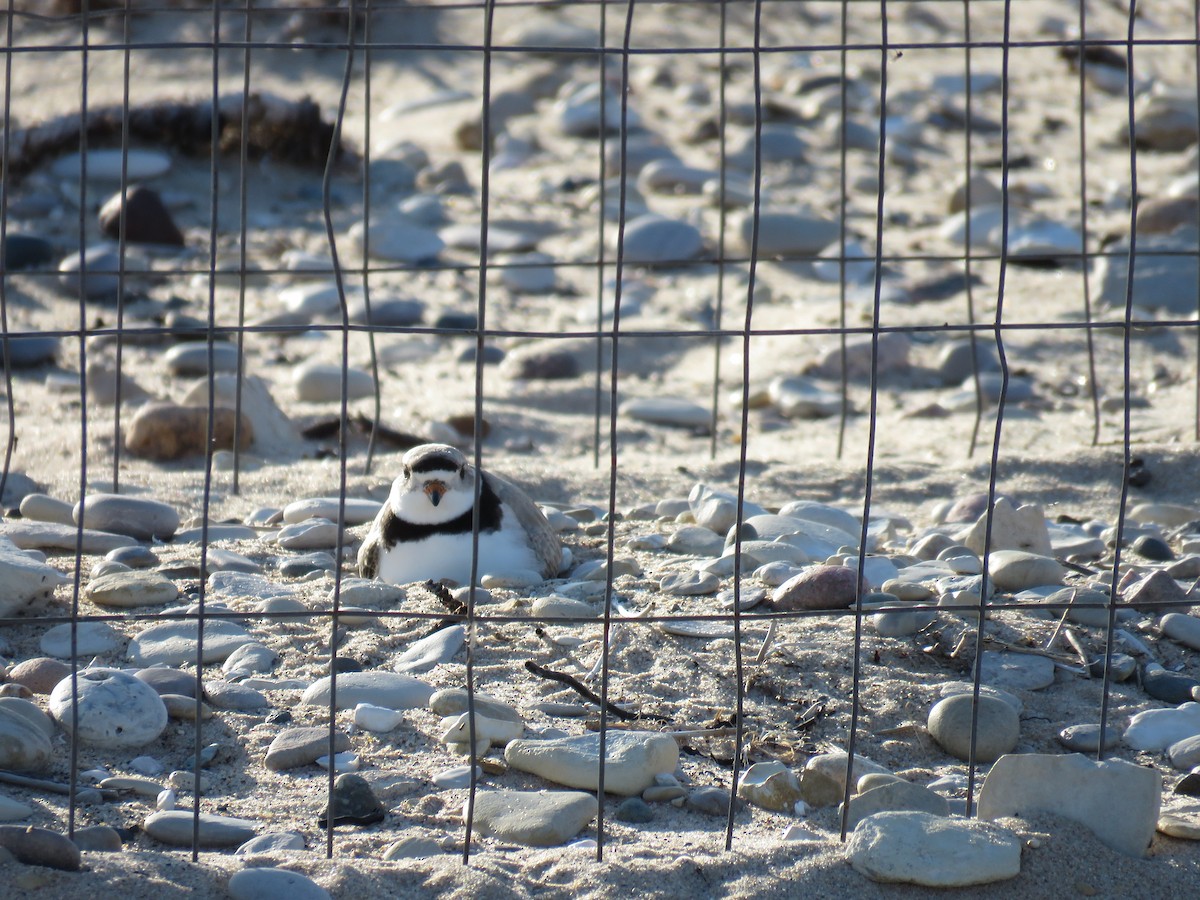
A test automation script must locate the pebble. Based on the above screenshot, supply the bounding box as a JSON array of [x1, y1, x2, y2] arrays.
[[223, 643, 279, 677], [293, 363, 376, 403], [530, 595, 596, 619], [353, 703, 405, 733], [658, 570, 720, 596], [1158, 812, 1200, 841], [686, 786, 737, 817], [620, 397, 711, 430], [279, 552, 338, 577], [1058, 723, 1122, 753], [980, 650, 1056, 691], [0, 701, 53, 771], [381, 835, 443, 860], [163, 342, 241, 377], [57, 243, 125, 300], [0, 825, 82, 871], [743, 210, 838, 257], [228, 868, 331, 900], [470, 789, 597, 847], [86, 570, 179, 608], [301, 672, 434, 711], [0, 794, 33, 822], [986, 550, 1064, 591], [320, 773, 386, 827], [108, 545, 161, 568], [871, 606, 937, 637], [926, 693, 1019, 763], [205, 680, 268, 710], [846, 811, 1020, 887], [978, 753, 1160, 857], [800, 751, 891, 807], [1123, 570, 1189, 611], [1168, 735, 1200, 771], [737, 761, 802, 812], [125, 402, 252, 461], [667, 525, 726, 556], [1142, 663, 1200, 705], [620, 215, 703, 265], [348, 297, 426, 327], [48, 668, 167, 749], [128, 619, 254, 666], [0, 541, 70, 617], [1095, 229, 1197, 314], [615, 796, 655, 823], [429, 688, 523, 724], [843, 779, 950, 831], [505, 730, 678, 796], [135, 667, 198, 698], [283, 497, 382, 526], [98, 184, 184, 246], [236, 832, 306, 854], [432, 764, 481, 789], [1161, 613, 1200, 651], [767, 376, 842, 419], [501, 341, 581, 379], [7, 657, 71, 694], [772, 565, 861, 611], [276, 518, 344, 550], [349, 216, 444, 263], [395, 625, 466, 674], [70, 824, 123, 852], [52, 148, 171, 181], [142, 810, 256, 848], [498, 251, 558, 293], [440, 710, 524, 750], [1132, 534, 1175, 561], [207, 548, 263, 574], [3, 234, 56, 270], [959, 498, 1052, 556], [265, 727, 352, 771], [18, 494, 74, 526]]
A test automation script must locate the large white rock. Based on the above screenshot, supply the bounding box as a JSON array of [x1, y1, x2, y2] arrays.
[[48, 669, 167, 750], [0, 541, 69, 617], [847, 810, 1021, 887], [128, 620, 254, 666], [1124, 702, 1200, 751], [978, 753, 1160, 857], [395, 625, 465, 674], [986, 550, 1064, 591], [505, 730, 678, 796], [302, 672, 433, 711]]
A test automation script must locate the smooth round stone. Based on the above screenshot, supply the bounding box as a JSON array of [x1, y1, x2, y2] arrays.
[[1143, 664, 1200, 704], [0, 794, 33, 822], [772, 565, 860, 611], [229, 868, 331, 900], [293, 363, 376, 403], [1161, 613, 1200, 651], [498, 252, 557, 293], [0, 336, 58, 368], [265, 727, 351, 772], [986, 550, 1064, 591], [4, 234, 56, 270], [128, 619, 253, 666], [125, 402, 252, 461], [927, 693, 1020, 763], [530, 595, 597, 619], [135, 667, 198, 698], [321, 773, 385, 827], [279, 551, 337, 577], [207, 548, 263, 574], [143, 810, 256, 848], [163, 342, 241, 377], [353, 703, 405, 733], [1057, 723, 1122, 753], [0, 825, 82, 871], [500, 342, 580, 379], [620, 215, 703, 265], [686, 786, 736, 817], [433, 310, 477, 331], [395, 625, 465, 674], [382, 835, 443, 860], [348, 297, 425, 327], [48, 668, 167, 749], [1159, 813, 1200, 841], [1168, 734, 1200, 770], [667, 525, 726, 556], [52, 148, 171, 181], [163, 697, 212, 721], [768, 376, 841, 418], [1126, 704, 1200, 751], [505, 730, 678, 796], [71, 824, 123, 852], [1132, 534, 1175, 561], [432, 764, 482, 789], [872, 607, 937, 637], [743, 210, 838, 256], [223, 643, 278, 676], [106, 545, 161, 569], [301, 672, 434, 712], [7, 657, 71, 694], [620, 397, 711, 430], [0, 702, 53, 771], [18, 493, 74, 526], [614, 797, 655, 823], [428, 689, 522, 724], [470, 789, 597, 847], [980, 651, 1056, 691], [86, 570, 179, 608], [236, 832, 306, 855], [1087, 653, 1137, 682], [283, 497, 382, 526], [658, 570, 720, 596], [349, 216, 443, 263], [275, 518, 345, 551], [204, 680, 268, 711], [57, 244, 122, 299]]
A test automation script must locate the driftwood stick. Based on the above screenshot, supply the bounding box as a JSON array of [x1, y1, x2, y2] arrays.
[[0, 769, 119, 800], [524, 660, 655, 722]]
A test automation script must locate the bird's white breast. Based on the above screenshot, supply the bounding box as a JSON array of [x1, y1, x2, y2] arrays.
[[376, 509, 541, 586]]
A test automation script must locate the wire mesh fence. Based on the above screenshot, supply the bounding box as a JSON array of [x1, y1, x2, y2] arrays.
[[1, 0, 1199, 893]]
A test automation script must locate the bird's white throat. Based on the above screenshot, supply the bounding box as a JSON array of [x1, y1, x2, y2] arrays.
[[389, 471, 475, 524]]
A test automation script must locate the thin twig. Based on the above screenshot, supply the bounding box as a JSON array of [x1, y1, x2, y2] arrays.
[[0, 769, 119, 800], [524, 660, 667, 722]]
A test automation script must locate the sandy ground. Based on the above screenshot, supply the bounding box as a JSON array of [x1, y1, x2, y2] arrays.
[[2, 0, 1200, 896]]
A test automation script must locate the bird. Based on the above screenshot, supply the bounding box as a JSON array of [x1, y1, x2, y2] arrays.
[[357, 443, 562, 587]]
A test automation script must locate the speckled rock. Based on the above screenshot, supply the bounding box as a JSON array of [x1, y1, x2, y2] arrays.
[[470, 790, 597, 847], [48, 668, 167, 749]]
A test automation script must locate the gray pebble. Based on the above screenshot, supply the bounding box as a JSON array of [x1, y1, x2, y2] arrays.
[[229, 868, 331, 900], [614, 796, 655, 823], [621, 215, 703, 266], [686, 786, 738, 817], [0, 825, 81, 870], [106, 545, 161, 568], [164, 342, 241, 377], [1058, 723, 1121, 754], [142, 810, 256, 848], [236, 832, 306, 855]]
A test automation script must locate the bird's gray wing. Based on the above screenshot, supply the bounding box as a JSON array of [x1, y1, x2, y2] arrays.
[[357, 508, 386, 580], [483, 470, 562, 578]]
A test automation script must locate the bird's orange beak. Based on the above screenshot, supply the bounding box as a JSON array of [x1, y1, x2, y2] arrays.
[[424, 481, 447, 507]]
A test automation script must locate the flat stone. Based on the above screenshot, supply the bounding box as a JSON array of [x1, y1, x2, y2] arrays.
[[667, 525, 726, 556], [0, 702, 53, 772], [229, 868, 331, 900], [687, 786, 738, 817], [978, 753, 1160, 857], [986, 550, 1064, 591], [301, 672, 434, 711], [1143, 664, 1200, 704], [530, 596, 596, 619], [0, 543, 70, 617], [1168, 734, 1200, 770], [86, 570, 179, 608], [768, 376, 841, 419], [283, 497, 382, 526], [395, 625, 465, 674], [1162, 613, 1200, 650], [128, 620, 254, 666], [772, 565, 861, 611], [1158, 812, 1200, 840], [0, 825, 81, 871], [204, 680, 268, 710], [236, 832, 306, 854], [48, 668, 167, 749], [620, 397, 711, 430], [0, 794, 33, 822], [293, 364, 376, 403], [265, 727, 352, 771], [847, 811, 1020, 887], [70, 825, 123, 852], [843, 780, 950, 831], [275, 518, 345, 550], [0, 336, 58, 368], [143, 810, 256, 848], [163, 342, 241, 377], [1058, 723, 1122, 753], [349, 216, 444, 264], [927, 693, 1020, 763], [382, 835, 444, 860], [18, 494, 74, 526], [658, 570, 720, 596], [1095, 228, 1199, 314], [505, 730, 678, 796], [470, 790, 597, 847], [428, 689, 522, 724], [57, 243, 122, 299], [743, 210, 838, 257], [353, 703, 405, 733], [980, 650, 1056, 691], [222, 643, 278, 677], [125, 402, 252, 461], [620, 215, 703, 266], [52, 148, 171, 181]]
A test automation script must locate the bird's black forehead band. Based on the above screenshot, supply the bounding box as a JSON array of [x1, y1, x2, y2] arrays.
[[409, 455, 463, 474]]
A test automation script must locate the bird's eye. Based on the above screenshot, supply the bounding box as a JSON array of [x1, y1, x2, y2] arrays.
[[459, 465, 467, 479], [403, 466, 411, 479]]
